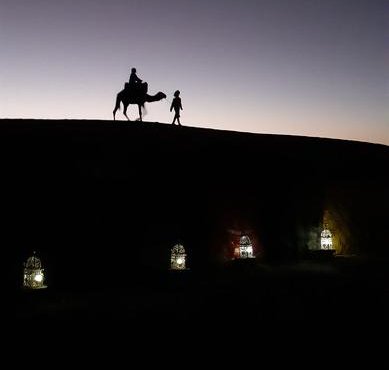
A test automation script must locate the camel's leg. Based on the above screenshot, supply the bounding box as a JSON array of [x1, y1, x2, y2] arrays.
[[138, 105, 142, 122], [123, 103, 130, 121], [113, 94, 122, 121]]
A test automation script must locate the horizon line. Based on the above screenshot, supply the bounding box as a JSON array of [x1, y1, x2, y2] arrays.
[[0, 117, 387, 148]]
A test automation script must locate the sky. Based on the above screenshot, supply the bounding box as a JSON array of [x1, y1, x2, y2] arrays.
[[0, 0, 388, 145]]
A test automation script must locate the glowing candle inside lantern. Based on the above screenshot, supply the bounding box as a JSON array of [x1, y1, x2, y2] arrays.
[[34, 273, 43, 282]]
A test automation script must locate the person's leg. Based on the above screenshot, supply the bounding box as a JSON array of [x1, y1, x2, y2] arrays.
[[173, 110, 179, 125]]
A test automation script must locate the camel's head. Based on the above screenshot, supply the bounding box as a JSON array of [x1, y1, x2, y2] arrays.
[[157, 92, 167, 100]]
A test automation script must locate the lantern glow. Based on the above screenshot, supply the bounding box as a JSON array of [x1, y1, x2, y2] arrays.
[[321, 228, 333, 250], [23, 252, 47, 289], [234, 235, 255, 259], [33, 273, 43, 282], [170, 244, 188, 270]]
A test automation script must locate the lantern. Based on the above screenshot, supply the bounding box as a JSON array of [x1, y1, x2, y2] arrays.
[[320, 227, 333, 250], [23, 252, 47, 289], [170, 244, 188, 270], [238, 235, 254, 259]]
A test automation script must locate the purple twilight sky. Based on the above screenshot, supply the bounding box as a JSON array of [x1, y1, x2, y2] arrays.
[[0, 0, 388, 145]]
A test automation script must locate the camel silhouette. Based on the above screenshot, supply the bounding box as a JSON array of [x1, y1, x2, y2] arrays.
[[113, 87, 166, 121]]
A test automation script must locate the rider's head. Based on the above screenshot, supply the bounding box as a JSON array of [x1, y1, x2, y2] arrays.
[[131, 68, 136, 73], [174, 90, 180, 97]]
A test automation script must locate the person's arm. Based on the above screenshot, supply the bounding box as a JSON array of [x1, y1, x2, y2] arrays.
[[170, 101, 173, 112]]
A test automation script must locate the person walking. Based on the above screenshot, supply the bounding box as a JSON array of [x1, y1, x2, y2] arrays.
[[170, 90, 183, 126]]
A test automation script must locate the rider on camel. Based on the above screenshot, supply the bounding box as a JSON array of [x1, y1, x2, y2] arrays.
[[126, 67, 147, 98], [129, 67, 142, 86]]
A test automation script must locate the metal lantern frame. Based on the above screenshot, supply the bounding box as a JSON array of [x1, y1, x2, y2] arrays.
[[320, 227, 333, 250], [170, 244, 187, 270], [239, 235, 255, 259], [23, 253, 47, 289]]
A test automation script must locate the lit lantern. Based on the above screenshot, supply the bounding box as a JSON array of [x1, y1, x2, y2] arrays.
[[320, 227, 333, 250], [23, 252, 47, 289], [170, 244, 188, 270], [238, 235, 255, 259]]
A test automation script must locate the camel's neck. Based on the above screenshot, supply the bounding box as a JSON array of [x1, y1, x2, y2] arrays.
[[145, 94, 163, 103]]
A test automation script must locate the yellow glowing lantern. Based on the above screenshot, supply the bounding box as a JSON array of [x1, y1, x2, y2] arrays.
[[23, 252, 47, 289], [170, 244, 188, 270], [320, 227, 333, 250]]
